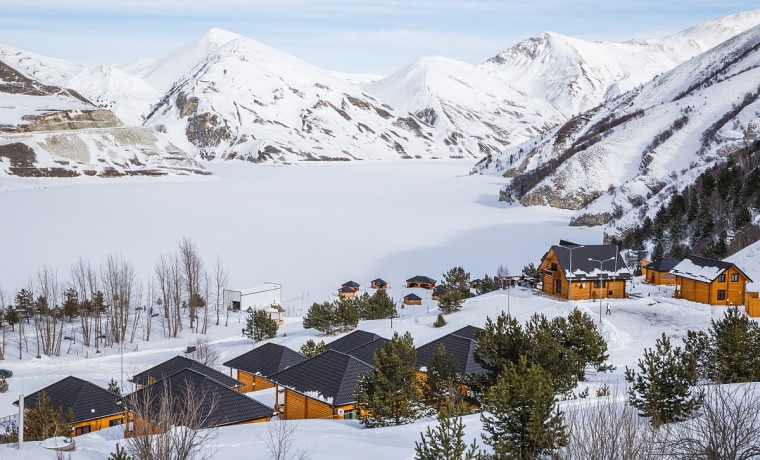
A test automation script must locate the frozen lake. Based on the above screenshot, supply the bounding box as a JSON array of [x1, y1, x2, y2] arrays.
[[0, 160, 603, 306]]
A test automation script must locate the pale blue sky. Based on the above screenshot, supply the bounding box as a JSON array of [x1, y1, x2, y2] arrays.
[[1, 1, 758, 75]]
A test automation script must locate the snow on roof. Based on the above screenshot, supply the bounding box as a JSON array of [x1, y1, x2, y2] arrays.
[[670, 256, 733, 283], [237, 284, 281, 295]]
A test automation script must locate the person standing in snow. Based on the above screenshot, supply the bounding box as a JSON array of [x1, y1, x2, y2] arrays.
[[605, 302, 611, 315]]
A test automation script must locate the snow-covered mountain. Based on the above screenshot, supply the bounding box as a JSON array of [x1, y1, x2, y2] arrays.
[[139, 30, 463, 162], [482, 9, 760, 117], [365, 57, 564, 157], [474, 23, 760, 237], [0, 58, 206, 177]]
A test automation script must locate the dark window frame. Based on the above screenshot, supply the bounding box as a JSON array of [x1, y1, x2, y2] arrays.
[[718, 274, 726, 282], [731, 273, 739, 282], [717, 290, 727, 301]]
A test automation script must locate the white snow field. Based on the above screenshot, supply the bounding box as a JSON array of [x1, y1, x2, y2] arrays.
[[0, 160, 756, 459]]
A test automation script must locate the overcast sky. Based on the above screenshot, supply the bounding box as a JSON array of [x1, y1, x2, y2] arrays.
[[1, 1, 759, 75]]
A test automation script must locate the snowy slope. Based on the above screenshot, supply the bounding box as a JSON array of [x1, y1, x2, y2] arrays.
[[474, 24, 760, 234], [0, 45, 159, 126], [142, 30, 458, 162], [0, 58, 206, 177], [482, 9, 760, 117], [365, 56, 564, 157]]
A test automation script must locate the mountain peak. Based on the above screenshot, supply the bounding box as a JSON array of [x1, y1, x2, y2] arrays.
[[199, 27, 242, 47]]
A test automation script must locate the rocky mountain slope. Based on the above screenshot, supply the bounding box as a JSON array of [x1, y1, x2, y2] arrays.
[[0, 59, 206, 177], [364, 57, 564, 158], [482, 10, 760, 117], [473, 23, 760, 240], [138, 30, 464, 162]]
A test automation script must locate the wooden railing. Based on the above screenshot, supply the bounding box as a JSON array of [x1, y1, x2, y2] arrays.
[[746, 292, 760, 317]]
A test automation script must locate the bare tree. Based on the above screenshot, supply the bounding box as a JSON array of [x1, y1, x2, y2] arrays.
[[561, 393, 667, 460], [261, 419, 311, 460], [179, 238, 204, 333], [101, 255, 135, 345], [155, 253, 183, 338], [213, 257, 228, 327], [186, 337, 220, 368], [70, 258, 97, 347], [32, 267, 64, 357], [666, 384, 760, 460], [125, 379, 220, 460]]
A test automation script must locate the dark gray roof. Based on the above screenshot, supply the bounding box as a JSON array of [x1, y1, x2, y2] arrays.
[[325, 330, 383, 353], [371, 278, 387, 285], [404, 293, 422, 301], [549, 244, 631, 280], [407, 275, 436, 283], [15, 376, 122, 424], [338, 286, 355, 293], [124, 369, 272, 427], [645, 257, 681, 272], [416, 334, 486, 375], [268, 350, 374, 406], [670, 256, 752, 283], [223, 343, 307, 377], [449, 325, 484, 342], [342, 281, 360, 288], [130, 355, 241, 388], [343, 338, 390, 365]]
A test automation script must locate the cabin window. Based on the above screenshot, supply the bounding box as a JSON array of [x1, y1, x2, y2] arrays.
[[731, 273, 739, 282], [75, 425, 92, 436], [109, 418, 124, 427], [555, 279, 562, 293], [594, 280, 606, 288], [551, 262, 558, 271], [717, 290, 726, 301], [343, 409, 358, 419], [718, 274, 726, 282]]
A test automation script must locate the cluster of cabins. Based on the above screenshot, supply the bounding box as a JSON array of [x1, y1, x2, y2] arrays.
[[12, 327, 485, 437], [337, 276, 439, 306], [538, 240, 758, 316]]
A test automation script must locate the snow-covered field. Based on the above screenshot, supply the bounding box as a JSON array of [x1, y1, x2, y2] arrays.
[[0, 160, 755, 459]]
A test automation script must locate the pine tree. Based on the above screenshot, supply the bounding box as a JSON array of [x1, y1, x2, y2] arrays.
[[481, 356, 567, 459], [335, 298, 359, 332], [5, 307, 19, 331], [704, 307, 760, 383], [522, 263, 539, 282], [625, 333, 703, 427], [24, 391, 75, 441], [433, 313, 446, 328], [302, 301, 339, 335], [62, 287, 79, 321], [473, 312, 527, 387], [554, 308, 612, 377], [364, 288, 397, 320], [108, 378, 121, 396], [524, 314, 580, 394], [244, 308, 278, 341], [299, 339, 327, 358], [438, 267, 471, 314], [14, 288, 33, 321], [476, 275, 495, 295], [356, 331, 429, 428], [734, 206, 752, 229], [108, 443, 134, 460], [415, 400, 482, 460], [422, 344, 461, 407], [0, 377, 8, 393]]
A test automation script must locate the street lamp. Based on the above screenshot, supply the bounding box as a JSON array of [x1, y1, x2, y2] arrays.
[[589, 256, 616, 323], [560, 245, 584, 302]]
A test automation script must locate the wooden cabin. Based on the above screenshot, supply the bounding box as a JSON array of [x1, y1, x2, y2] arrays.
[[643, 257, 680, 285], [268, 350, 373, 420], [431, 285, 443, 301], [370, 278, 388, 289], [404, 293, 422, 305], [338, 286, 356, 298], [15, 376, 123, 437], [124, 368, 272, 437], [406, 275, 436, 289], [539, 242, 631, 301], [224, 343, 307, 393], [341, 281, 360, 292], [130, 355, 242, 391], [266, 304, 286, 324], [469, 279, 483, 290], [670, 256, 752, 306]]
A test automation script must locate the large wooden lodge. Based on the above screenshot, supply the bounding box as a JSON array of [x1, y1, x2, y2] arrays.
[[539, 241, 631, 301], [670, 256, 752, 306]]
